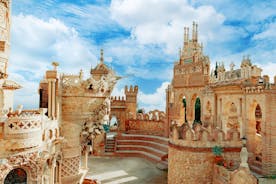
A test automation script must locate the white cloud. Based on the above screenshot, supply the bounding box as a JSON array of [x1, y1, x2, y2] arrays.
[[9, 14, 99, 109], [110, 0, 231, 54], [138, 82, 170, 112], [253, 23, 276, 40]]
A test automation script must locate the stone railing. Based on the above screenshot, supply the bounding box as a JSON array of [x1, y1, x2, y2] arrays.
[[5, 110, 43, 134], [0, 109, 60, 152], [170, 123, 242, 148]]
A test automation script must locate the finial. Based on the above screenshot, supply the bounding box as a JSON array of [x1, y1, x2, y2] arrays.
[[230, 62, 235, 71], [79, 69, 83, 79], [100, 49, 104, 64], [52, 62, 59, 70], [179, 47, 182, 59]]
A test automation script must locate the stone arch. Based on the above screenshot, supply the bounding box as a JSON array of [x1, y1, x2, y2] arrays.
[[4, 168, 27, 184], [247, 100, 264, 164], [178, 93, 188, 124], [110, 115, 119, 127], [194, 96, 201, 124], [49, 129, 53, 139]]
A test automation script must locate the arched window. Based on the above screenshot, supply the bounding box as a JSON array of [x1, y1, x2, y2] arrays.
[[182, 97, 187, 123], [194, 97, 201, 123], [255, 104, 262, 134], [4, 168, 27, 184]]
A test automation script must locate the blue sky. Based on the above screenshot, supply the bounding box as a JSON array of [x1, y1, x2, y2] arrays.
[[9, 0, 276, 111]]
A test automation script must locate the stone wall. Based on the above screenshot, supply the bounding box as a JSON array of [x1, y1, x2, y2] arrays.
[[168, 124, 242, 184], [126, 119, 165, 136]]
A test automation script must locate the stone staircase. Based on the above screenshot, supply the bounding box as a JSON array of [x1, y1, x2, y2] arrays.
[[250, 160, 263, 175], [115, 134, 168, 170], [105, 136, 116, 154]]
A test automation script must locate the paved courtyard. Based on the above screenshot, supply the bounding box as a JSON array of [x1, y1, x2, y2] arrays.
[[87, 157, 167, 184]]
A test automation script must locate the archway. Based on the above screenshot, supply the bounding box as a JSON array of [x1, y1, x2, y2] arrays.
[[182, 96, 187, 123], [255, 104, 262, 162], [194, 97, 201, 123], [110, 115, 118, 127], [4, 168, 27, 184]]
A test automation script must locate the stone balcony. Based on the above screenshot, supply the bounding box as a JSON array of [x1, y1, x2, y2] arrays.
[[0, 108, 59, 153]]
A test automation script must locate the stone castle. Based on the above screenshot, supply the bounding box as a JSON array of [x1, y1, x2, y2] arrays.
[[0, 0, 276, 183]]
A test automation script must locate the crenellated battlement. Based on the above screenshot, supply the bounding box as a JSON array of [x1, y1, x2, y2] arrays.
[[171, 123, 242, 148], [125, 85, 138, 95], [110, 96, 125, 101]]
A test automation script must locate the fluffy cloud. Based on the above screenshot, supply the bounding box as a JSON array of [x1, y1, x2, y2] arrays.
[[9, 14, 98, 109], [138, 82, 170, 112], [110, 0, 231, 54], [253, 23, 276, 40]]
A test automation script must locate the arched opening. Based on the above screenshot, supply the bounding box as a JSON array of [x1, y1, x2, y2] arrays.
[[110, 115, 118, 127], [255, 104, 262, 134], [4, 168, 27, 184], [49, 129, 53, 139], [194, 97, 201, 123], [54, 161, 60, 183], [182, 97, 187, 123], [255, 104, 262, 162], [109, 115, 119, 131]]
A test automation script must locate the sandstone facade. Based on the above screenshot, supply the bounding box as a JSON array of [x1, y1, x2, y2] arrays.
[[167, 22, 276, 183]]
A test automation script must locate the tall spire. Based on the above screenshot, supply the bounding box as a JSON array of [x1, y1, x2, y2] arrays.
[[192, 21, 198, 42], [100, 49, 104, 64], [192, 21, 195, 41], [195, 23, 198, 42]]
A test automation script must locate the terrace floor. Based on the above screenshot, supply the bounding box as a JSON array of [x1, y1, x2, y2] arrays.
[[86, 156, 167, 184]]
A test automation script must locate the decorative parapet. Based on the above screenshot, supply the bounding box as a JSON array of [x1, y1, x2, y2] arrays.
[[134, 110, 166, 121], [244, 86, 264, 93], [61, 70, 119, 98], [111, 96, 125, 101], [5, 110, 43, 134], [170, 124, 242, 148], [0, 108, 61, 152], [125, 110, 167, 136]]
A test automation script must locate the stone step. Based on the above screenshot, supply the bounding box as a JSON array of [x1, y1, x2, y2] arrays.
[[156, 162, 168, 171], [106, 143, 115, 146], [117, 145, 167, 158], [252, 160, 262, 168], [117, 140, 168, 152], [118, 134, 168, 145], [250, 164, 263, 175], [115, 150, 161, 163]]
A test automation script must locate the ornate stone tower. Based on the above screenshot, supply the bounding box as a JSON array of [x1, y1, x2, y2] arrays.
[[167, 22, 210, 126], [125, 85, 138, 119], [0, 0, 20, 111], [0, 0, 11, 78]]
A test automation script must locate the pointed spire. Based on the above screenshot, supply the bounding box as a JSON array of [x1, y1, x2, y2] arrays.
[[192, 21, 195, 41], [100, 49, 104, 64], [195, 23, 198, 42], [184, 27, 187, 43], [214, 62, 218, 78]]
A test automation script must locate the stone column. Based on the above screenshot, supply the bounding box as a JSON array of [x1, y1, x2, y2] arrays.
[[48, 80, 52, 118], [51, 80, 56, 119]]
